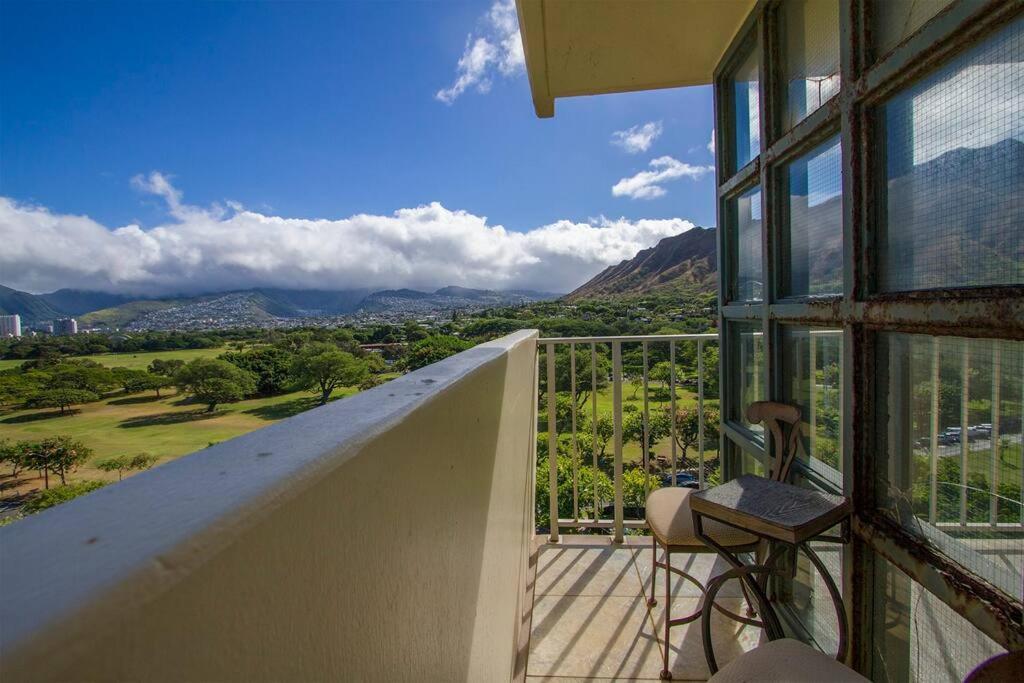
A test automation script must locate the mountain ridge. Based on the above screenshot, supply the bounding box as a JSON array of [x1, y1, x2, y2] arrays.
[[0, 284, 561, 329], [566, 227, 718, 300]]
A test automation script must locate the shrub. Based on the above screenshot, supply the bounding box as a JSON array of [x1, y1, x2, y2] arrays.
[[22, 480, 107, 514]]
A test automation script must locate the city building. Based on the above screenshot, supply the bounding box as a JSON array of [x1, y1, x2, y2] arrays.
[[53, 318, 78, 335], [0, 313, 21, 337], [0, 2, 1020, 682]]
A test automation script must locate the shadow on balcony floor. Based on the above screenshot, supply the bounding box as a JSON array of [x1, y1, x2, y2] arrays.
[[525, 536, 765, 681]]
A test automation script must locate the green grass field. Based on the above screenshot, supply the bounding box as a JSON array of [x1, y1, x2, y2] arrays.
[[0, 386, 370, 484], [0, 346, 226, 371]]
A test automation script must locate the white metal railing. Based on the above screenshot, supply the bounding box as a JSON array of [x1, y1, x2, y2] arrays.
[[538, 334, 718, 543], [924, 338, 1024, 530]]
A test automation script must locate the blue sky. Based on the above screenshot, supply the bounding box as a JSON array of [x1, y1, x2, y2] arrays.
[[0, 0, 717, 295]]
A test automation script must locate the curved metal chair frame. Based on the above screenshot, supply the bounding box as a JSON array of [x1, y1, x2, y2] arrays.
[[648, 401, 806, 681]]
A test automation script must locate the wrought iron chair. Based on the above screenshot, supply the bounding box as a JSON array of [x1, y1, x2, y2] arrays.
[[644, 400, 804, 680]]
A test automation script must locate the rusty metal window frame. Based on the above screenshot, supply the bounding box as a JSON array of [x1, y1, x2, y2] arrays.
[[715, 0, 1024, 673]]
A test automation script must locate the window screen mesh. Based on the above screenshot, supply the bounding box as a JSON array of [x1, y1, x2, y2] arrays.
[[731, 187, 763, 302], [782, 136, 843, 297], [879, 18, 1024, 292], [873, 0, 957, 60], [726, 320, 764, 438], [781, 0, 841, 130], [875, 333, 1023, 602], [780, 326, 843, 487], [732, 42, 761, 171], [871, 556, 1005, 683]]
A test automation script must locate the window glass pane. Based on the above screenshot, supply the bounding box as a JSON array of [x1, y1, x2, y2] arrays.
[[873, 0, 957, 59], [726, 321, 765, 437], [781, 0, 841, 129], [879, 19, 1024, 292], [731, 41, 761, 170], [780, 326, 843, 488], [788, 534, 843, 657], [875, 333, 1024, 602], [739, 448, 767, 477], [782, 136, 843, 297], [730, 187, 763, 302], [871, 555, 1005, 683]]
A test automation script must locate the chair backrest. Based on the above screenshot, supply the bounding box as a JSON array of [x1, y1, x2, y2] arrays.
[[744, 401, 804, 483]]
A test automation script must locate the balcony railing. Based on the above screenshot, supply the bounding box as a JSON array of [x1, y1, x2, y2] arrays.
[[537, 333, 719, 543], [0, 331, 540, 682]]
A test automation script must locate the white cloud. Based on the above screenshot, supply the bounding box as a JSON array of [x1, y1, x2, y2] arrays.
[[436, 0, 524, 104], [611, 157, 715, 200], [0, 174, 696, 296], [707, 129, 715, 155], [909, 62, 1023, 165], [610, 121, 663, 154]]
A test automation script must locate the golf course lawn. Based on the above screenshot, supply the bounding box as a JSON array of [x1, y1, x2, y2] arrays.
[[0, 377, 398, 490], [0, 346, 226, 372]]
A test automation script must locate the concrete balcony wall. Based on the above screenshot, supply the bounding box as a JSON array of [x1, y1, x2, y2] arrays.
[[0, 330, 539, 682]]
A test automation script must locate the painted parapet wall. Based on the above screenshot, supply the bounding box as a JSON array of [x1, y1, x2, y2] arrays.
[[0, 330, 540, 682]]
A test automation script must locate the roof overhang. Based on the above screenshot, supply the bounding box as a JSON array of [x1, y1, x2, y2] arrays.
[[516, 0, 757, 117]]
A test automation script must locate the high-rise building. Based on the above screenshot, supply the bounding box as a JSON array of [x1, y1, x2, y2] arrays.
[[0, 314, 21, 337], [53, 318, 78, 335]]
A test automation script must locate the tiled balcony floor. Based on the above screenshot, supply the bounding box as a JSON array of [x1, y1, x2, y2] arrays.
[[525, 536, 765, 682]]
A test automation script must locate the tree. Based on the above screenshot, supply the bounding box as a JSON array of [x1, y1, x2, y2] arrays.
[[404, 335, 472, 371], [290, 342, 369, 405], [145, 374, 174, 398], [0, 439, 29, 477], [623, 466, 657, 509], [624, 410, 672, 461], [22, 436, 93, 487], [0, 373, 45, 407], [175, 358, 257, 412], [96, 453, 159, 481], [111, 367, 158, 394], [47, 360, 115, 395], [221, 347, 294, 396], [27, 387, 99, 415], [148, 358, 185, 377], [667, 405, 720, 470], [540, 346, 611, 409]]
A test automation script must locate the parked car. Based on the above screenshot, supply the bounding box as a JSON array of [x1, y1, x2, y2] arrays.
[[660, 472, 699, 489]]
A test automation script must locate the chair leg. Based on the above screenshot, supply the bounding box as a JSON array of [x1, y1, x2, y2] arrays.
[[648, 536, 658, 607], [661, 546, 672, 680]]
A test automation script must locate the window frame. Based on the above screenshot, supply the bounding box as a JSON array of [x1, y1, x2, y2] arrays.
[[713, 0, 1024, 673]]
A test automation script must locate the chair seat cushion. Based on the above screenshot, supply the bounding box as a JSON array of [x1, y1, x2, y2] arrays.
[[709, 638, 868, 682], [645, 487, 758, 548]]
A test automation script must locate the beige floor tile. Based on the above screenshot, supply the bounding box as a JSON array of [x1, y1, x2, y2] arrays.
[[649, 597, 766, 680], [528, 594, 665, 680], [632, 547, 749, 600], [536, 545, 645, 597]]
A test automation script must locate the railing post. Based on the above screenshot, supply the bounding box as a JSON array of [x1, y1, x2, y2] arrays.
[[960, 344, 971, 526], [642, 342, 650, 497], [990, 343, 1001, 527], [612, 340, 624, 543], [929, 337, 940, 524], [591, 343, 599, 522], [670, 341, 678, 486], [546, 342, 559, 542], [698, 339, 705, 489], [571, 343, 579, 522], [809, 332, 818, 461]]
